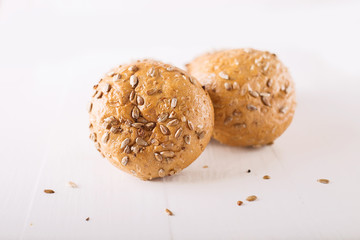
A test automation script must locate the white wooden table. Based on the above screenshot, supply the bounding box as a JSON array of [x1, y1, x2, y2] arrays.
[[1, 0, 360, 239]]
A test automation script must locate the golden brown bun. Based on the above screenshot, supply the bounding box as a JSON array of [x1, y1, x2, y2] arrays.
[[187, 49, 296, 146], [88, 60, 214, 180]]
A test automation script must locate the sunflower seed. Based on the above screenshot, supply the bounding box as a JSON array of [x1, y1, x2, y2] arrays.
[[89, 132, 97, 142], [147, 67, 156, 77], [123, 145, 131, 154], [261, 96, 271, 106], [279, 106, 288, 114], [130, 75, 138, 88], [184, 135, 191, 144], [233, 123, 246, 128], [247, 104, 257, 111], [160, 151, 175, 158], [154, 153, 163, 162], [169, 170, 176, 176], [110, 127, 122, 134], [136, 95, 144, 105], [120, 138, 130, 149], [150, 138, 159, 146], [169, 111, 176, 119], [125, 120, 132, 127], [260, 92, 271, 97], [233, 110, 242, 116], [131, 145, 140, 154], [103, 83, 111, 93], [219, 71, 229, 80], [145, 122, 156, 130], [197, 131, 205, 139], [136, 117, 147, 123], [113, 74, 121, 82], [129, 90, 135, 101], [131, 123, 144, 128], [166, 67, 174, 71], [102, 132, 110, 144], [175, 128, 183, 138], [87, 102, 93, 113], [121, 156, 129, 166], [96, 91, 103, 99], [285, 85, 291, 94], [249, 90, 259, 98], [146, 89, 157, 95], [233, 82, 240, 89], [160, 125, 170, 135], [224, 117, 232, 125], [161, 142, 174, 149], [136, 137, 148, 146], [167, 119, 179, 126], [104, 116, 119, 125], [158, 169, 166, 177], [267, 78, 273, 87], [157, 113, 169, 122], [187, 120, 194, 130], [224, 82, 232, 91], [131, 106, 140, 119], [189, 76, 195, 84], [103, 122, 112, 129], [128, 65, 138, 72], [171, 98, 177, 108], [181, 116, 186, 122]]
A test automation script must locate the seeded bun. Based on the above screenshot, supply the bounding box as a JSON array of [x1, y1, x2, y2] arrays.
[[88, 60, 214, 180], [187, 49, 296, 147]]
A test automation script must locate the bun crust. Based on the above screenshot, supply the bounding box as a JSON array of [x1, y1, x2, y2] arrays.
[[187, 49, 296, 146], [89, 60, 214, 180]]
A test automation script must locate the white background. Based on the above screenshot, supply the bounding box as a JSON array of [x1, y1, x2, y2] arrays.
[[1, 0, 360, 239]]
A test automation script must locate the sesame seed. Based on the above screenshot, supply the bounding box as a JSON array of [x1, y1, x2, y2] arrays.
[[150, 138, 159, 146], [120, 138, 130, 149], [165, 208, 173, 216], [131, 123, 144, 129], [266, 78, 273, 87], [147, 67, 156, 77], [219, 71, 229, 80], [121, 156, 129, 166], [224, 117, 233, 125], [130, 75, 138, 88], [197, 131, 205, 139], [123, 145, 130, 154], [317, 179, 330, 184], [171, 98, 178, 108], [233, 82, 240, 89], [233, 123, 246, 129], [237, 201, 243, 206], [158, 169, 166, 177], [160, 125, 170, 135], [89, 132, 97, 142], [246, 195, 257, 202], [169, 111, 176, 119], [247, 104, 257, 111], [146, 89, 157, 95], [181, 116, 186, 122], [113, 74, 121, 82], [259, 92, 271, 97], [166, 67, 174, 71], [233, 110, 242, 116]]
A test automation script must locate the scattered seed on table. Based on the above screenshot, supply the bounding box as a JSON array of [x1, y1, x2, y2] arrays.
[[237, 201, 243, 206], [246, 195, 257, 201], [165, 208, 173, 216], [263, 175, 270, 180], [203, 165, 208, 169], [44, 189, 55, 194], [247, 169, 251, 173], [68, 181, 78, 188], [86, 217, 90, 221], [317, 179, 330, 184]]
